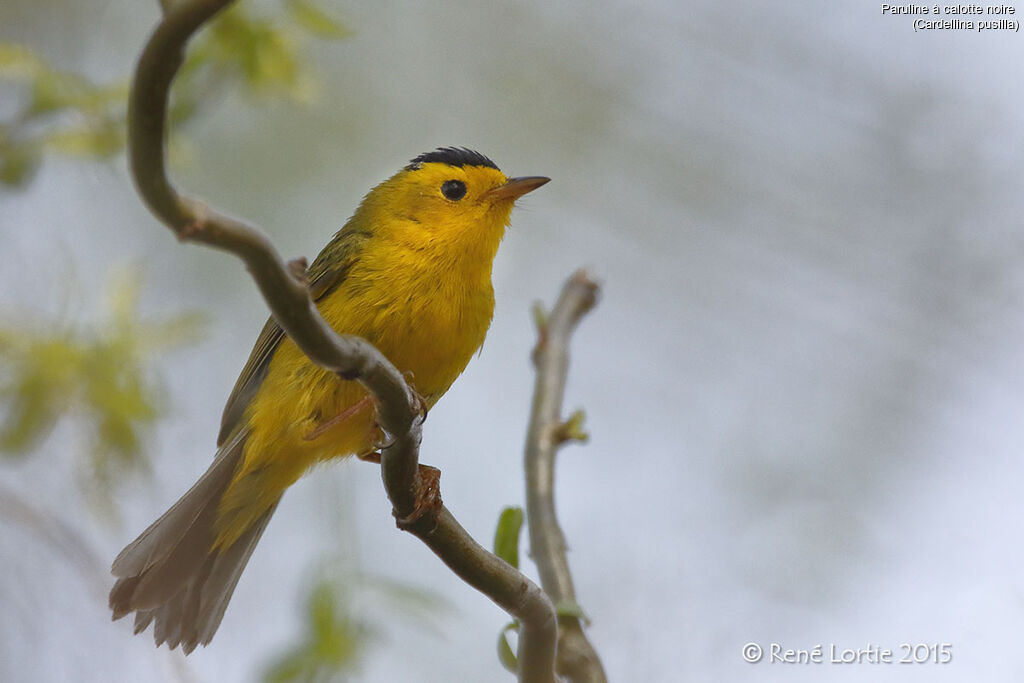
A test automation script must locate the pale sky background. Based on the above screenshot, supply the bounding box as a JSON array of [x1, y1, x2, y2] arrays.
[[3, 1, 1024, 681]]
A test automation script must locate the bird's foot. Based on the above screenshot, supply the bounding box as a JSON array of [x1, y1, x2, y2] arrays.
[[394, 464, 442, 532], [355, 452, 442, 532]]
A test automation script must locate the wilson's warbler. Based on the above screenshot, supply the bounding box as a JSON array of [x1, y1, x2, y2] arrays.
[[109, 147, 548, 652]]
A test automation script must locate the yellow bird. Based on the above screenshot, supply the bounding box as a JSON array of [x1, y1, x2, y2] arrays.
[[109, 147, 548, 652]]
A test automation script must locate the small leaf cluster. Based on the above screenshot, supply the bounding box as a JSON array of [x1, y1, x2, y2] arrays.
[[0, 43, 126, 185], [0, 274, 204, 490], [266, 581, 366, 683], [264, 573, 449, 682], [0, 0, 349, 187]]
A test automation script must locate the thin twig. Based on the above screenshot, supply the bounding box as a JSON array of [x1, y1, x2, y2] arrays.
[[525, 271, 607, 683], [129, 2, 557, 680]]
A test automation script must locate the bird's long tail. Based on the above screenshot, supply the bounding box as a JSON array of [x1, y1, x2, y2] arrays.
[[109, 429, 278, 653]]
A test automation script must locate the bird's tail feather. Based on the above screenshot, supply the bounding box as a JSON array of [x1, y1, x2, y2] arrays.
[[109, 429, 279, 653]]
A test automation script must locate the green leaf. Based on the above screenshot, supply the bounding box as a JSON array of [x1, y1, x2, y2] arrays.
[[497, 621, 519, 673], [29, 69, 95, 115], [44, 122, 125, 158], [556, 409, 589, 444], [309, 582, 337, 640], [263, 579, 363, 682], [0, 274, 202, 490], [493, 506, 524, 569], [287, 0, 352, 39], [0, 336, 79, 454], [0, 141, 41, 186], [0, 43, 43, 81], [265, 650, 316, 683]]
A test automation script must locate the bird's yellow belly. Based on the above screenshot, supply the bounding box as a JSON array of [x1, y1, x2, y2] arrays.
[[213, 272, 492, 548]]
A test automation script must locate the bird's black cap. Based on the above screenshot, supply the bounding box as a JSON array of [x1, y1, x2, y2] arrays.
[[406, 147, 499, 172]]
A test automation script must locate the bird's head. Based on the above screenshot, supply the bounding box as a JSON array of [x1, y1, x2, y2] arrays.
[[355, 147, 548, 260]]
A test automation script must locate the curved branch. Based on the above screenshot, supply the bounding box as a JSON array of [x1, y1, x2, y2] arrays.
[[128, 2, 556, 680], [525, 271, 607, 683]]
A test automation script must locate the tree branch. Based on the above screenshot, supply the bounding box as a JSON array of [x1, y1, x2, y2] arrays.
[[525, 271, 607, 683], [129, 2, 556, 680]]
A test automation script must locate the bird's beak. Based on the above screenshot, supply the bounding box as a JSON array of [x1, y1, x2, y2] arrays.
[[483, 176, 550, 201]]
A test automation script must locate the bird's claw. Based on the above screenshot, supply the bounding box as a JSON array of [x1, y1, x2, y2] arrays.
[[394, 464, 442, 532]]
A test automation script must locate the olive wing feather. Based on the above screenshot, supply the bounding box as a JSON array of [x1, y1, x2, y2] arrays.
[[216, 230, 367, 446]]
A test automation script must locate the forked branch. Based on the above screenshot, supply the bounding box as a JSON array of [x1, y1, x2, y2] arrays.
[[526, 271, 607, 682]]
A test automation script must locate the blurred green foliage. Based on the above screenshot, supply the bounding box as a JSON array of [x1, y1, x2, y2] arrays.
[[0, 43, 126, 185], [0, 273, 204, 491], [2, 4, 470, 677], [264, 573, 450, 682], [266, 581, 366, 683], [0, 0, 349, 187]]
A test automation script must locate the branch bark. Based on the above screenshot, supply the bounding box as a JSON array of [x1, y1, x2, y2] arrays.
[[525, 271, 607, 683], [129, 2, 556, 680]]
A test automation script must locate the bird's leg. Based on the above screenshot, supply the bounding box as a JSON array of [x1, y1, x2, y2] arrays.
[[402, 372, 430, 423], [356, 385, 440, 527], [364, 384, 429, 452], [303, 396, 373, 441]]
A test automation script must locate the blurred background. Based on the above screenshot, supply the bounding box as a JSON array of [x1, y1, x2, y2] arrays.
[[3, 1, 1024, 681]]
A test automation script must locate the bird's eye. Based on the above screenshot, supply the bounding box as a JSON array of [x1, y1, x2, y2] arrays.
[[441, 179, 467, 201]]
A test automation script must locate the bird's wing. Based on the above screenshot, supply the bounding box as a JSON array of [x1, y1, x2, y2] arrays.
[[216, 230, 367, 446]]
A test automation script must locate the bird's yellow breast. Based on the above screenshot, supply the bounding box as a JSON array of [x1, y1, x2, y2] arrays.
[[215, 239, 496, 547], [317, 246, 496, 405]]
